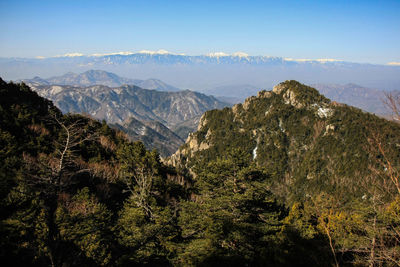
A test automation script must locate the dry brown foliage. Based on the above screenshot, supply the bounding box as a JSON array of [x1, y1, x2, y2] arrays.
[[99, 135, 117, 152], [28, 124, 50, 135]]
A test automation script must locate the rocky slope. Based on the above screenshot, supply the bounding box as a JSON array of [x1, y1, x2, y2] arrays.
[[205, 82, 399, 116], [169, 80, 400, 200]]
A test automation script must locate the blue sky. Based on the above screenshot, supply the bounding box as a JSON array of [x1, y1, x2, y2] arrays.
[[1, 0, 399, 64]]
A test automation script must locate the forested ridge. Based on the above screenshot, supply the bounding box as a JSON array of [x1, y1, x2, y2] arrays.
[[1, 79, 400, 266], [170, 80, 400, 266]]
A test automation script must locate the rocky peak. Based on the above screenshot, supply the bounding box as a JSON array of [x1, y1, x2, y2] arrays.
[[272, 83, 287, 94], [168, 81, 339, 171], [257, 90, 273, 98], [274, 80, 330, 109], [197, 114, 208, 131]]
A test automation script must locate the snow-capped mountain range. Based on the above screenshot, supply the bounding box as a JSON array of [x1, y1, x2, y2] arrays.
[[2, 50, 400, 91], [21, 50, 350, 65]]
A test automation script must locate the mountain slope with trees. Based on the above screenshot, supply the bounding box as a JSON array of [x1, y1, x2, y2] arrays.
[[170, 80, 400, 265], [2, 79, 400, 266], [0, 79, 188, 266]]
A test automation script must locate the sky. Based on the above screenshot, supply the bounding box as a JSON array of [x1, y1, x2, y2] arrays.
[[0, 0, 399, 64]]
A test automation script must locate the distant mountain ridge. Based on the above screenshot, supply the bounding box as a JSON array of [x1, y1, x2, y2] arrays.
[[20, 70, 399, 118], [312, 83, 400, 115], [28, 83, 228, 126], [1, 51, 367, 65], [21, 70, 180, 91], [203, 84, 261, 102], [3, 51, 400, 91]]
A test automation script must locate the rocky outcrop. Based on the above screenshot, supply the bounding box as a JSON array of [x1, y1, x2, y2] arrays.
[[167, 80, 356, 173]]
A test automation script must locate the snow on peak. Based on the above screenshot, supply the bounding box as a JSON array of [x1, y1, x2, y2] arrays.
[[206, 52, 229, 57], [232, 52, 249, 58], [284, 57, 340, 63], [207, 52, 249, 57], [91, 51, 135, 57], [138, 49, 184, 56], [315, 58, 340, 63], [54, 53, 85, 58]]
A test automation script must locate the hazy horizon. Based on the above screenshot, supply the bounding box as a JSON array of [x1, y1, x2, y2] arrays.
[[1, 0, 399, 65]]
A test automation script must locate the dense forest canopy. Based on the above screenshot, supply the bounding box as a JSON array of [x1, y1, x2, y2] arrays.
[[1, 79, 400, 266]]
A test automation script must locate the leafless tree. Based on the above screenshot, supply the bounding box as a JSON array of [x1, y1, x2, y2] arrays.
[[360, 92, 400, 266], [121, 165, 155, 218], [23, 114, 97, 267], [383, 92, 400, 122]]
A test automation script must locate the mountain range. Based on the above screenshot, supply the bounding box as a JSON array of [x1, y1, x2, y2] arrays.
[[20, 70, 180, 91], [23, 69, 398, 126], [18, 69, 399, 158], [5, 50, 392, 66], [26, 78, 228, 156], [29, 83, 227, 127], [2, 51, 400, 91], [202, 84, 260, 103], [312, 83, 398, 115]]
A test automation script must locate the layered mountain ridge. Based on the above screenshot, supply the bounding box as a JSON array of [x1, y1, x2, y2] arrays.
[[29, 83, 227, 127], [26, 80, 228, 156], [312, 83, 398, 115], [20, 69, 180, 91]]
